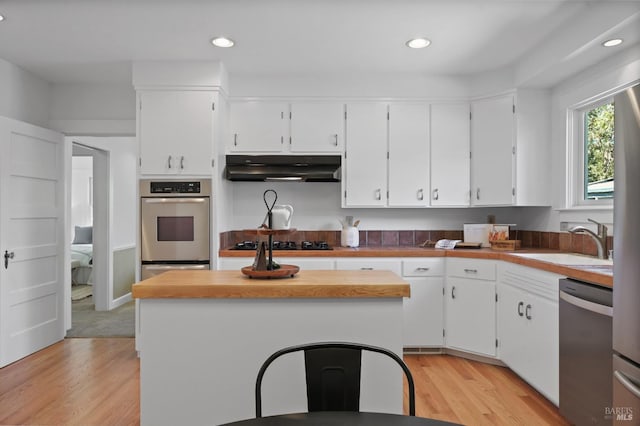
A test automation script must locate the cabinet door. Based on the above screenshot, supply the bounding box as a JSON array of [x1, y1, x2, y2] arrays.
[[344, 103, 388, 207], [388, 104, 429, 207], [229, 102, 287, 152], [403, 277, 443, 347], [290, 103, 344, 152], [335, 258, 402, 276], [139, 90, 214, 175], [430, 103, 470, 206], [497, 282, 526, 368], [470, 95, 514, 206], [445, 277, 496, 357], [522, 292, 559, 404]]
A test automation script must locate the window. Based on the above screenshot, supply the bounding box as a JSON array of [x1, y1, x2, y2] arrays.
[[584, 102, 614, 200], [570, 97, 615, 207]]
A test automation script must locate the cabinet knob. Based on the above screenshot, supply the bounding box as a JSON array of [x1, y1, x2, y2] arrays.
[[360, 267, 374, 270], [417, 188, 424, 201], [517, 301, 524, 317], [433, 188, 439, 201], [525, 304, 532, 320], [167, 155, 172, 169], [476, 188, 480, 200], [463, 268, 478, 274], [415, 267, 430, 272], [333, 134, 339, 146], [180, 156, 184, 170], [375, 189, 382, 201], [234, 133, 238, 146], [451, 286, 456, 299]]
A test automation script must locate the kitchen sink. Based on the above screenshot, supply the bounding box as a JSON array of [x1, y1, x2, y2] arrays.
[[511, 252, 613, 266]]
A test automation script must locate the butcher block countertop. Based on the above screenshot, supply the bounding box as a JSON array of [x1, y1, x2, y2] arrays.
[[132, 269, 410, 299], [220, 246, 613, 288]]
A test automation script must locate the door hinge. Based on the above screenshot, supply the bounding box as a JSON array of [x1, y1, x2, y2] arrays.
[[386, 190, 389, 199], [344, 190, 347, 199], [443, 329, 446, 338], [211, 159, 215, 168], [139, 99, 142, 111], [289, 111, 292, 120], [512, 146, 516, 155], [281, 136, 284, 145], [139, 157, 142, 167], [344, 111, 347, 120], [513, 104, 516, 114], [212, 102, 215, 111], [442, 287, 445, 296], [387, 111, 390, 120], [495, 293, 498, 302], [469, 151, 472, 159], [496, 338, 499, 348], [387, 151, 389, 159], [469, 111, 472, 120], [512, 187, 515, 196], [289, 137, 292, 145]]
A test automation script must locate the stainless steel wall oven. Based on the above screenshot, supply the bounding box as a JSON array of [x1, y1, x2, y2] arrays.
[[140, 179, 211, 280]]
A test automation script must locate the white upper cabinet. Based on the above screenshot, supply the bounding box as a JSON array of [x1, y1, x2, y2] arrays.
[[470, 90, 551, 207], [289, 103, 344, 152], [229, 102, 288, 152], [388, 104, 429, 207], [470, 95, 515, 206], [343, 103, 388, 207], [138, 90, 215, 175], [430, 103, 470, 206]]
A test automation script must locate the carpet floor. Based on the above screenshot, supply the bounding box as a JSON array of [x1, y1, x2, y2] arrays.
[[67, 295, 135, 338]]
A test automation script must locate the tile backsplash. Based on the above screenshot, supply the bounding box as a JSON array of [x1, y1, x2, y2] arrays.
[[221, 229, 613, 257]]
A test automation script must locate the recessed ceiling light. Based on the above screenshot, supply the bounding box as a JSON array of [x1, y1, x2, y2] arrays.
[[211, 37, 235, 48], [0, 14, 5, 22], [406, 38, 431, 49], [602, 38, 623, 47]]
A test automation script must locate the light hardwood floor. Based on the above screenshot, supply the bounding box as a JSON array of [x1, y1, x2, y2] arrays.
[[0, 338, 569, 425]]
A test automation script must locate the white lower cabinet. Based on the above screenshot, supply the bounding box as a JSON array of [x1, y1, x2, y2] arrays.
[[497, 263, 561, 405], [334, 258, 402, 276], [445, 258, 497, 357], [402, 259, 444, 347]]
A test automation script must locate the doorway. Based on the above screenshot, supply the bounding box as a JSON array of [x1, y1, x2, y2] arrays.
[[65, 137, 137, 337]]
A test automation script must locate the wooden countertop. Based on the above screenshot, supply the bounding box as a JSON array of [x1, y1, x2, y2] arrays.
[[220, 246, 613, 288], [132, 269, 410, 299]]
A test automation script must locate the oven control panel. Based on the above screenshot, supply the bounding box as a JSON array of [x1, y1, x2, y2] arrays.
[[150, 181, 201, 194]]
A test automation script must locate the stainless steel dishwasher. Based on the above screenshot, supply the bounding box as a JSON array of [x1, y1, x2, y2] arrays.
[[559, 278, 613, 425]]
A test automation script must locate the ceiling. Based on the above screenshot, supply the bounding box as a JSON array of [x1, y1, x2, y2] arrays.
[[0, 0, 638, 87]]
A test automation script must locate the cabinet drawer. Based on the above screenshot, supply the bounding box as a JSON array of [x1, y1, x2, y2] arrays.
[[447, 258, 496, 281], [335, 258, 402, 276], [403, 258, 444, 277]]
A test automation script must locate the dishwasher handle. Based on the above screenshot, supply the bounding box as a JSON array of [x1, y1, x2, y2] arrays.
[[560, 290, 613, 317], [614, 370, 640, 399]]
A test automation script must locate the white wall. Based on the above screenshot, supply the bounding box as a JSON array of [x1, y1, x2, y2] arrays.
[[230, 182, 524, 231], [0, 58, 50, 127], [229, 72, 470, 99], [525, 43, 640, 234], [70, 137, 138, 248], [71, 156, 94, 234], [48, 83, 136, 135]]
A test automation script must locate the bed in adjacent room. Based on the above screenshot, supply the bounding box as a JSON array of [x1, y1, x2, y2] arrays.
[[71, 226, 93, 286]]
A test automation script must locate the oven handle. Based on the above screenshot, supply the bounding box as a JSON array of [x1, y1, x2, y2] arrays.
[[560, 290, 613, 317], [614, 370, 640, 399], [143, 264, 209, 271], [142, 198, 208, 204]]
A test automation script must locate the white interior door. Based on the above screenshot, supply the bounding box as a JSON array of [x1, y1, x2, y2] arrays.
[[0, 117, 65, 367]]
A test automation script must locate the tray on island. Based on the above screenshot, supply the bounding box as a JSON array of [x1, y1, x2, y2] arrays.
[[241, 264, 300, 279]]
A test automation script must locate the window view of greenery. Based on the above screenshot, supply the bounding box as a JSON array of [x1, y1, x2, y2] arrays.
[[585, 102, 614, 200]]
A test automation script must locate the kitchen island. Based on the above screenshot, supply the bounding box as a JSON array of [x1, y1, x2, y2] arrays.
[[132, 270, 410, 426]]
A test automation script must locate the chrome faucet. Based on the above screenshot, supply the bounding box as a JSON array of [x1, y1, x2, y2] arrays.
[[568, 218, 608, 259]]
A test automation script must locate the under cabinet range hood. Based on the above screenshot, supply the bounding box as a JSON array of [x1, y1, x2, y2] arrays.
[[224, 155, 341, 182]]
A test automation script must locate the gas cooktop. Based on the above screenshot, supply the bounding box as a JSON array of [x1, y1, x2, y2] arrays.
[[231, 240, 333, 250]]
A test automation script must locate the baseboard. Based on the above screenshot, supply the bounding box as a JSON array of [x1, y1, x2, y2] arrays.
[[111, 292, 132, 309], [403, 346, 506, 367]]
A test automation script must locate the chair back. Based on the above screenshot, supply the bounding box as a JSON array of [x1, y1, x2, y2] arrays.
[[255, 342, 415, 417]]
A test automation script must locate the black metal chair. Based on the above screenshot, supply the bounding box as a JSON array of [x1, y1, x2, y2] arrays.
[[255, 342, 416, 417]]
